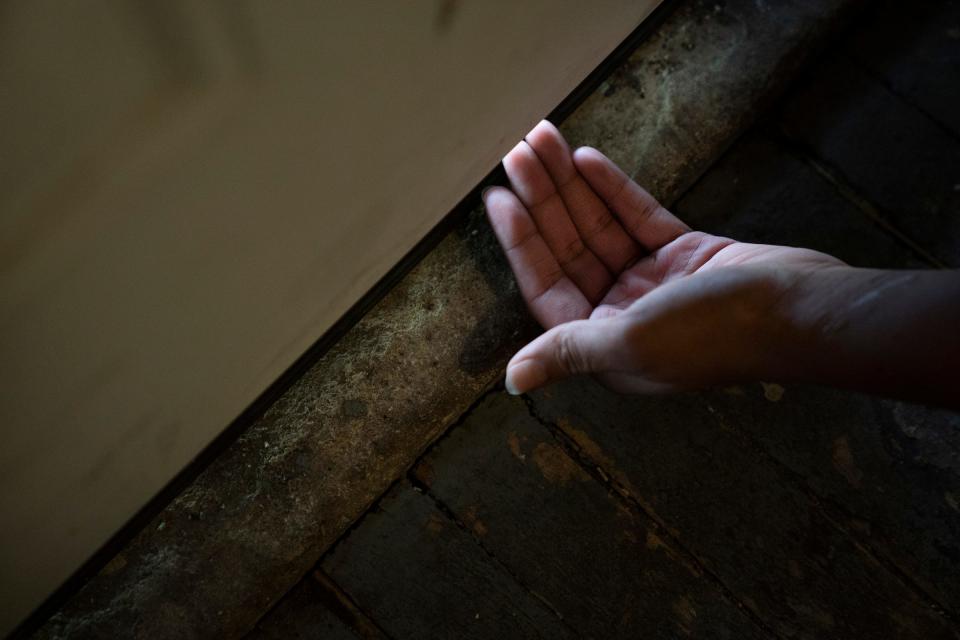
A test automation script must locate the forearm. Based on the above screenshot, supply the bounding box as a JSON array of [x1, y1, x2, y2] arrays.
[[769, 267, 960, 408]]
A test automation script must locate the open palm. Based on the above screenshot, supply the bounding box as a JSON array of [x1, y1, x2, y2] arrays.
[[484, 121, 844, 392]]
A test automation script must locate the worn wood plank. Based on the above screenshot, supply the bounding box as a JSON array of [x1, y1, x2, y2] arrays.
[[321, 482, 576, 640], [674, 131, 926, 268], [708, 385, 960, 617], [779, 56, 960, 266], [845, 0, 960, 138], [413, 393, 770, 639], [674, 113, 960, 614], [531, 381, 957, 639]]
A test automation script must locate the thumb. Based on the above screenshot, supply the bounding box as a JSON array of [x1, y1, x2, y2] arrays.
[[505, 317, 625, 395]]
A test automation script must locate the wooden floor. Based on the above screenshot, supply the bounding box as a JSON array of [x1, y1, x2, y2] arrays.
[[250, 3, 960, 638]]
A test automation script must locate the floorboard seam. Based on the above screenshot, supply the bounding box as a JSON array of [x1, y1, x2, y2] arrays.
[[312, 569, 398, 640], [400, 384, 506, 478], [771, 127, 950, 268], [254, 385, 510, 637], [241, 477, 406, 638], [519, 394, 786, 640], [842, 52, 960, 148], [703, 404, 959, 626], [406, 472, 583, 639], [308, 383, 505, 570]]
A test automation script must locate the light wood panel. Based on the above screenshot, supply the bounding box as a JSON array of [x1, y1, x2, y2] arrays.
[[0, 0, 661, 632]]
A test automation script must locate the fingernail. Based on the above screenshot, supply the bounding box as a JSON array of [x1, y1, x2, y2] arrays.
[[505, 360, 547, 395], [481, 186, 494, 201]]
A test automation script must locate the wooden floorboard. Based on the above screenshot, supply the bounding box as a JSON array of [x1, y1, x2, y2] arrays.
[[779, 55, 960, 266], [671, 41, 960, 615], [321, 482, 578, 640], [674, 130, 927, 269], [412, 393, 768, 639], [530, 383, 956, 639], [845, 0, 960, 139], [707, 385, 960, 617]]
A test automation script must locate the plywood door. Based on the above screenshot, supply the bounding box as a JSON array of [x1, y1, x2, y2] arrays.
[[0, 0, 662, 632]]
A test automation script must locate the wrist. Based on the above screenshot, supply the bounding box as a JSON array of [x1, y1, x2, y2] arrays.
[[751, 264, 859, 385], [760, 265, 960, 405]]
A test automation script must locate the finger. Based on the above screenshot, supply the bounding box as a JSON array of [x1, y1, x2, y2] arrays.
[[526, 121, 640, 274], [501, 139, 553, 206], [502, 139, 611, 303], [573, 146, 690, 251], [523, 120, 577, 187], [484, 187, 592, 328], [504, 316, 626, 394]]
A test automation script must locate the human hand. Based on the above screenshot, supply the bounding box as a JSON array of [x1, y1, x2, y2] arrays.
[[483, 121, 847, 395]]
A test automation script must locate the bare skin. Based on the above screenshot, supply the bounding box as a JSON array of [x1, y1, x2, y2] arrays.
[[484, 121, 960, 408]]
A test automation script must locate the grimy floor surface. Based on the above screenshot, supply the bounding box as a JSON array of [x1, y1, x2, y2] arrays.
[[249, 2, 960, 639]]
